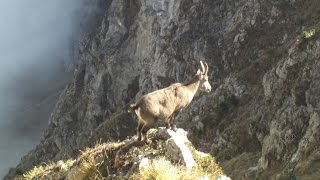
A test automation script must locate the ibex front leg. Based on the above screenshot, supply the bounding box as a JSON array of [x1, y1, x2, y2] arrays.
[[167, 111, 179, 131], [169, 117, 177, 131]]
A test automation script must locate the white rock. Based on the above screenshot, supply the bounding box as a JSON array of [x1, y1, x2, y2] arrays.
[[139, 158, 150, 170], [217, 175, 231, 180], [165, 128, 197, 169]]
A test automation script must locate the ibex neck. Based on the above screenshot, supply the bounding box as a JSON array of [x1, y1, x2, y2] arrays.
[[185, 74, 201, 94]]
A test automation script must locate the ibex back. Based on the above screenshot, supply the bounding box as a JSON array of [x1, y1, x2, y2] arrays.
[[128, 61, 211, 141]]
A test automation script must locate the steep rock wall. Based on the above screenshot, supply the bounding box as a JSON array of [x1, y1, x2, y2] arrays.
[[7, 0, 320, 179]]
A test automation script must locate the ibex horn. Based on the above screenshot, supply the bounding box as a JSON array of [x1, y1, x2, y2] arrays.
[[200, 61, 205, 74], [205, 62, 209, 75]]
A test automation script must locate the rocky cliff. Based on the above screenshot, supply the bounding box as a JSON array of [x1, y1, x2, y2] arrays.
[[6, 0, 320, 179]]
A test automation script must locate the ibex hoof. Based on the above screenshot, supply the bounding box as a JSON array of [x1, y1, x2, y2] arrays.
[[140, 138, 149, 143], [140, 134, 148, 142], [136, 136, 141, 141], [170, 125, 177, 132], [165, 123, 170, 129]]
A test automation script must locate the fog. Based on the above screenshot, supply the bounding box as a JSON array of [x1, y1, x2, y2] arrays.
[[0, 0, 84, 177]]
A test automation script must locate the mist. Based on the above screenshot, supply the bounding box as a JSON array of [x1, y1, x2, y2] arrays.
[[0, 0, 84, 177]]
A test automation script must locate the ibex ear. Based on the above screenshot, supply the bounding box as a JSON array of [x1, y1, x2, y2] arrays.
[[196, 69, 201, 75]]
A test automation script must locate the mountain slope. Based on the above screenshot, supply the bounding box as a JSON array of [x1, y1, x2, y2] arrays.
[[6, 0, 320, 179]]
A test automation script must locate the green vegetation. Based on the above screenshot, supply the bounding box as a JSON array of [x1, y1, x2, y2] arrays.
[[302, 29, 316, 39], [191, 149, 223, 177], [303, 29, 316, 39], [302, 26, 320, 39]]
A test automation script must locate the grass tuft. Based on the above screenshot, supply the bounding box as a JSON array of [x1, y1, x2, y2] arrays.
[[23, 160, 75, 180], [23, 165, 45, 180], [131, 156, 223, 180]]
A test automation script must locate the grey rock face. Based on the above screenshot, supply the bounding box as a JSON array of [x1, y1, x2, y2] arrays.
[[7, 0, 320, 179], [256, 39, 320, 173]]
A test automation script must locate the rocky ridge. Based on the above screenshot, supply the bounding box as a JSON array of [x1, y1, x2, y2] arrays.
[[17, 128, 228, 180]]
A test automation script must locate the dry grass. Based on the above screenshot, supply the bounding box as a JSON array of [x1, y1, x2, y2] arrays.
[[21, 139, 224, 180], [131, 157, 181, 180], [221, 152, 260, 179], [23, 160, 75, 180], [23, 165, 46, 180], [68, 155, 103, 180], [22, 142, 123, 180], [293, 155, 320, 180], [131, 156, 223, 180], [67, 142, 123, 180]]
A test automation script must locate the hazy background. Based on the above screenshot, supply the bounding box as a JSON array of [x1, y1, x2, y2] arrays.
[[0, 0, 84, 177]]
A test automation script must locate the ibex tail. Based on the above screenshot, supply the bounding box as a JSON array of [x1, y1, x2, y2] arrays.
[[127, 103, 139, 113]]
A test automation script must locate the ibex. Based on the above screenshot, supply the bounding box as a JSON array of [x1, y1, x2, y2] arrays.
[[128, 61, 212, 141]]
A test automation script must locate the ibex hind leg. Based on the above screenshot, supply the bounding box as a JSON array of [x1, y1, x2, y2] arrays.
[[137, 113, 155, 142], [140, 124, 151, 142], [136, 121, 143, 141]]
